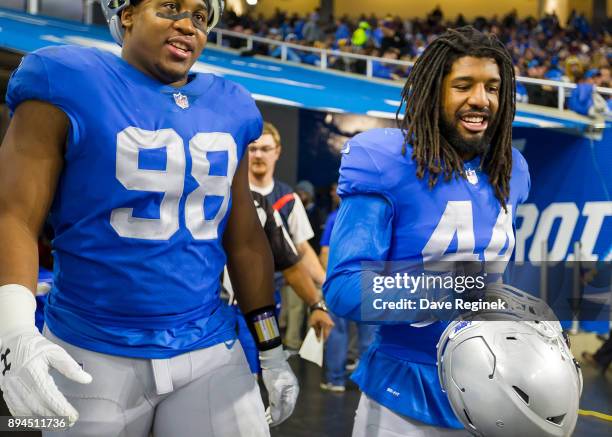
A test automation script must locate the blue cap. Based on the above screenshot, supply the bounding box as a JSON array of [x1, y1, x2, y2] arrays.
[[528, 59, 540, 69], [545, 69, 563, 81], [584, 69, 600, 79]]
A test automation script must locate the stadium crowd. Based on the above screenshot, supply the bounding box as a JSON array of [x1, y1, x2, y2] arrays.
[[221, 7, 611, 112]]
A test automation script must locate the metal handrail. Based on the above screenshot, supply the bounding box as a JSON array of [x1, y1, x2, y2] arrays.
[[210, 28, 612, 112]]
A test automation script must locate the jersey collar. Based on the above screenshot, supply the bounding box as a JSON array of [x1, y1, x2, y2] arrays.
[[112, 51, 215, 98]]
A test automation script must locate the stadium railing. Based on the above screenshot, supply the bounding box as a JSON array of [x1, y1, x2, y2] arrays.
[[209, 28, 612, 112], [9, 1, 612, 113]]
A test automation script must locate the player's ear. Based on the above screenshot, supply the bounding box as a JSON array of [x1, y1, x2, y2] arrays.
[[120, 5, 136, 31]]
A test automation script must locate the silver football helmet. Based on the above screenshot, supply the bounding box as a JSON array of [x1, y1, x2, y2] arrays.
[[100, 0, 225, 46], [437, 309, 582, 436], [482, 282, 563, 331]]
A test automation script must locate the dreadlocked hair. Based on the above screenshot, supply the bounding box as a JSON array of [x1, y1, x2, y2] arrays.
[[396, 26, 515, 211]]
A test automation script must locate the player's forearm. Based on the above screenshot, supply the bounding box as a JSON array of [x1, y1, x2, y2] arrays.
[[323, 194, 402, 324], [325, 268, 417, 324], [0, 101, 66, 291], [226, 227, 276, 313], [323, 269, 363, 321], [0, 212, 39, 292], [282, 263, 320, 306], [297, 241, 326, 286]]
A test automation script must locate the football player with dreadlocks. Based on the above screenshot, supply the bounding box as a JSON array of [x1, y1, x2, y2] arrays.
[[323, 26, 530, 435], [0, 1, 297, 435]]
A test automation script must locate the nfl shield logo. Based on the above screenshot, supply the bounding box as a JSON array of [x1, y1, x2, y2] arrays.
[[173, 92, 189, 109], [466, 169, 478, 185]]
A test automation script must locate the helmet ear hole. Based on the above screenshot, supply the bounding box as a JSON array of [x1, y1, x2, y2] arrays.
[[512, 386, 530, 405], [546, 414, 566, 425]]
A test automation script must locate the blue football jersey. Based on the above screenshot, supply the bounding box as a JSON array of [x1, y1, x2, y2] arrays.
[[35, 267, 53, 333], [324, 128, 530, 427], [7, 46, 263, 358]]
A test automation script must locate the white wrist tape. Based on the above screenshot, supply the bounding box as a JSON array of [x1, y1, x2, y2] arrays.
[[0, 284, 37, 338], [259, 344, 289, 369]]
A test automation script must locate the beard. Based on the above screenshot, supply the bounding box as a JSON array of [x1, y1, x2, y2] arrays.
[[439, 112, 495, 158], [249, 160, 268, 177]]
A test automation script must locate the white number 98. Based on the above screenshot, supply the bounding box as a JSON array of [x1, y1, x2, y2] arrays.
[[110, 127, 237, 241]]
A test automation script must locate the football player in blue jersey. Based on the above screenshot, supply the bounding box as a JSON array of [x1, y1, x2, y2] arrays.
[[324, 26, 530, 436], [0, 1, 298, 435]]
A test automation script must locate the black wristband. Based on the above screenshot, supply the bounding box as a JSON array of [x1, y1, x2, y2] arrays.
[[245, 305, 282, 351], [310, 300, 329, 313]]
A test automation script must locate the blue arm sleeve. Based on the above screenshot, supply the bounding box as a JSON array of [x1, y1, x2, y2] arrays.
[[319, 210, 337, 247], [323, 194, 393, 322]]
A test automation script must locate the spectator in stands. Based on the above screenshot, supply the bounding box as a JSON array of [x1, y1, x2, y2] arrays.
[[598, 66, 610, 87], [269, 31, 302, 63], [302, 11, 323, 44], [229, 6, 611, 109], [515, 65, 529, 104], [351, 21, 371, 47], [334, 17, 351, 42], [569, 70, 610, 117], [565, 55, 584, 83], [543, 58, 565, 82], [372, 48, 401, 80], [329, 39, 358, 73]]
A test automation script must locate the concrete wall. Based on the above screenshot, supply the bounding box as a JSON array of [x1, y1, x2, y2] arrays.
[[257, 102, 301, 186], [334, 0, 540, 20], [251, 0, 320, 17]]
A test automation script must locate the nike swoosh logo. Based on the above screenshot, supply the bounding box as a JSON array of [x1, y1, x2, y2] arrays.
[[341, 143, 351, 154]]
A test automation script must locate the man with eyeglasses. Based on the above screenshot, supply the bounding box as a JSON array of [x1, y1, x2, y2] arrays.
[[248, 122, 328, 351]]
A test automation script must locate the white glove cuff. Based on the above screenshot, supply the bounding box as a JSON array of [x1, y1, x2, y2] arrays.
[[259, 345, 288, 369], [0, 284, 37, 339]]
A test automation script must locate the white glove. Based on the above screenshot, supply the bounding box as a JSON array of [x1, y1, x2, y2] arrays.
[[259, 345, 299, 427], [0, 284, 92, 426]]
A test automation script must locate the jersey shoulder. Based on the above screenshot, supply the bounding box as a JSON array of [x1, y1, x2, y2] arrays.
[[7, 45, 110, 112], [206, 75, 263, 143], [16, 45, 108, 77], [207, 76, 260, 117], [510, 147, 531, 204], [338, 128, 413, 200], [210, 76, 254, 103]]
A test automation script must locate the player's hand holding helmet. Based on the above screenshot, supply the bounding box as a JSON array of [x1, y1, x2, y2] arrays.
[[259, 345, 299, 427], [436, 286, 582, 437], [0, 284, 92, 425]]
